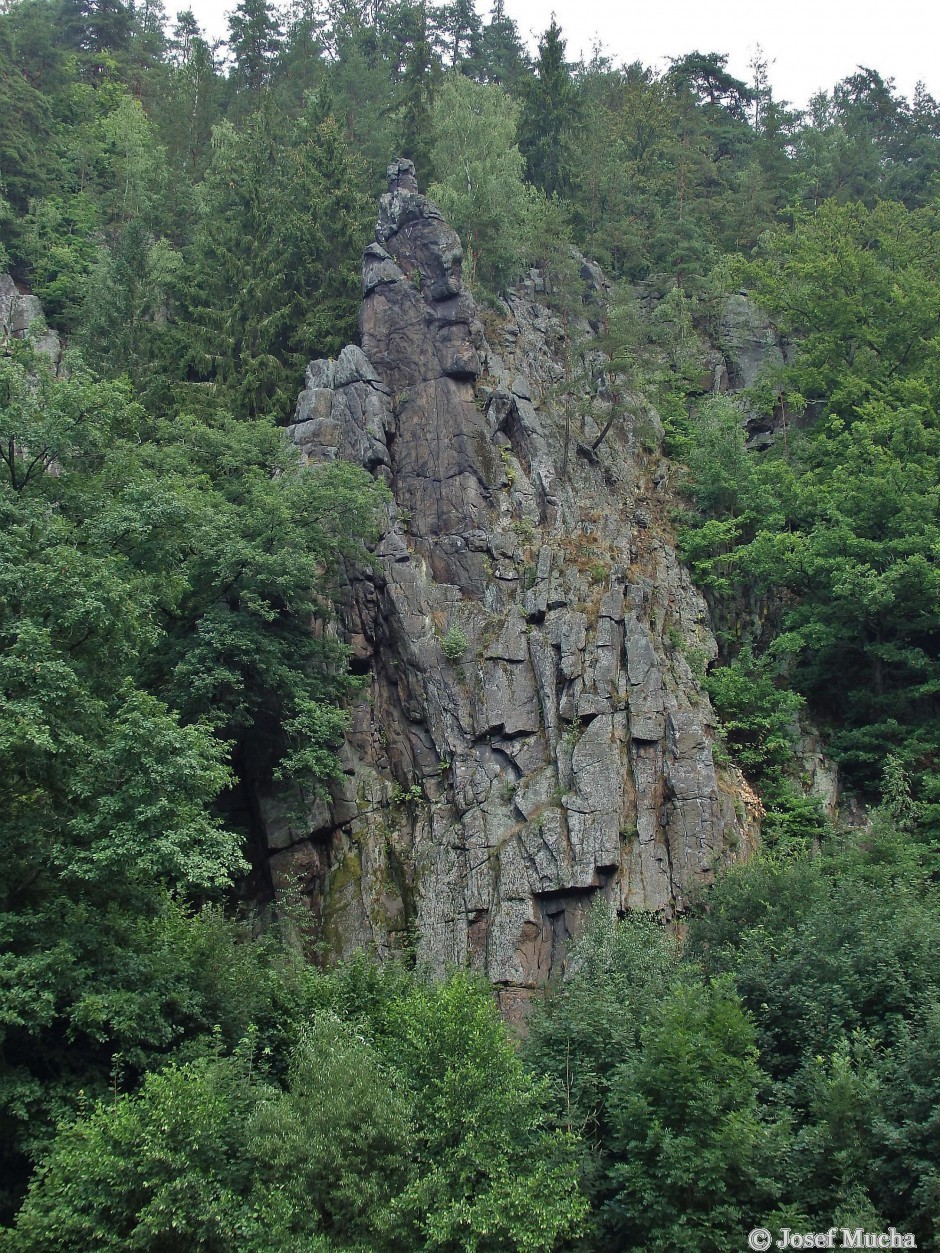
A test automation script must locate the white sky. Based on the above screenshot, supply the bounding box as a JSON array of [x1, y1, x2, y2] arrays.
[[183, 0, 940, 109]]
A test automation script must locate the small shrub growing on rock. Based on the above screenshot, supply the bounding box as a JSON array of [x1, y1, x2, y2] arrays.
[[441, 626, 468, 660]]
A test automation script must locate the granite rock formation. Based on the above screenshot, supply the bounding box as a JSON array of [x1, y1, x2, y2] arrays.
[[0, 273, 63, 368], [271, 160, 760, 1015]]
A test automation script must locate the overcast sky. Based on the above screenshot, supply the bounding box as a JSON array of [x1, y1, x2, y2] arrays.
[[184, 0, 940, 109]]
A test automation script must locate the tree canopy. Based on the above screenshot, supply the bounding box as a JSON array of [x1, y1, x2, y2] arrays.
[[2, 0, 940, 1244]]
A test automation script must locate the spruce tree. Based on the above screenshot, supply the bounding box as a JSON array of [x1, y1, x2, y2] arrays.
[[398, 1, 437, 182], [0, 18, 55, 214], [181, 94, 370, 419], [518, 16, 576, 198], [478, 0, 527, 86]]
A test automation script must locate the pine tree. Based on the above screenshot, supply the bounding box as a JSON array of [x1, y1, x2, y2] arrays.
[[227, 0, 283, 96], [59, 0, 133, 79], [167, 8, 200, 65], [430, 0, 481, 74], [160, 17, 222, 180]]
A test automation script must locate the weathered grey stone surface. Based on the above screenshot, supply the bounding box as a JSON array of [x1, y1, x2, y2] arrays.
[[794, 717, 840, 819], [0, 273, 63, 369], [713, 291, 811, 450], [718, 292, 785, 391], [274, 161, 760, 1003]]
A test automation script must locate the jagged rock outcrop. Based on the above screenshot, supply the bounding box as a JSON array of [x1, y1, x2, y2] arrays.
[[718, 292, 785, 393], [273, 160, 759, 1016], [0, 273, 63, 369], [712, 291, 821, 451]]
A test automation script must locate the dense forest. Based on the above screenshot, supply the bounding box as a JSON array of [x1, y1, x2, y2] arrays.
[[1, 0, 939, 1246]]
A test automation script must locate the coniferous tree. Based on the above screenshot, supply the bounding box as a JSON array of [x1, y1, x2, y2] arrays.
[[274, 0, 325, 110], [159, 13, 223, 181], [667, 49, 753, 118], [167, 7, 200, 64], [477, 0, 527, 86], [227, 0, 283, 97], [430, 0, 481, 73], [727, 52, 800, 250], [125, 0, 168, 92], [0, 17, 55, 217], [181, 93, 370, 419], [397, 0, 437, 182], [518, 16, 576, 198], [79, 219, 181, 391], [324, 19, 398, 176], [59, 0, 133, 79]]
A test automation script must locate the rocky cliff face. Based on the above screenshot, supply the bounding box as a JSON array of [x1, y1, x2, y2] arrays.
[[268, 161, 759, 1015], [0, 273, 63, 368]]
